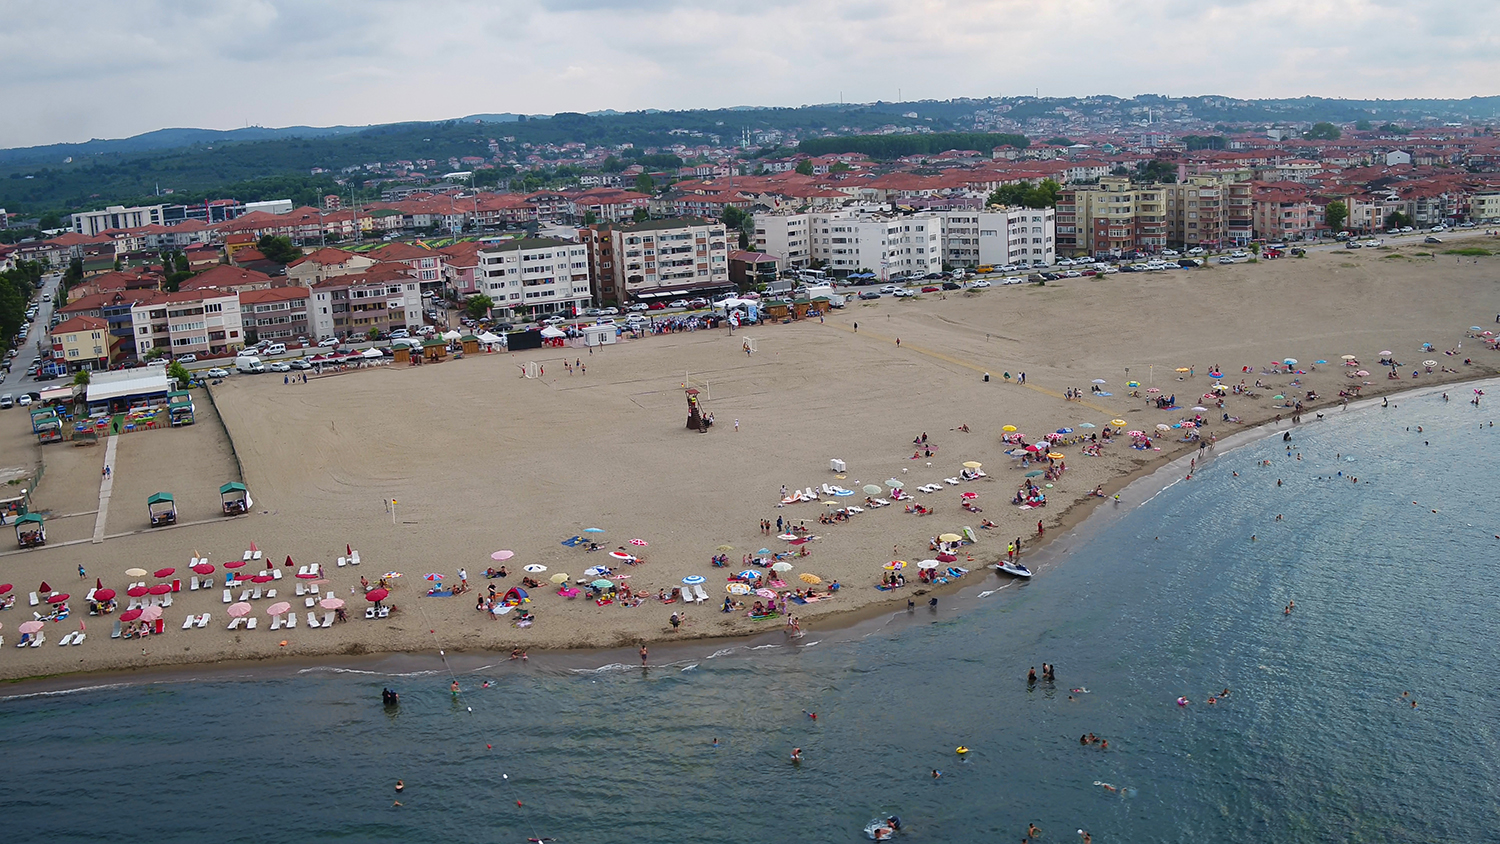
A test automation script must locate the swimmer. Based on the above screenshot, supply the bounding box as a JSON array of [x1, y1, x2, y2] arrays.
[[790, 747, 802, 762], [1029, 824, 1041, 837], [1080, 734, 1089, 745], [712, 737, 719, 747], [395, 780, 405, 793], [450, 680, 460, 695], [932, 769, 942, 778], [1177, 696, 1190, 706], [1071, 687, 1089, 694], [482, 680, 491, 688], [1221, 688, 1230, 697], [1028, 667, 1037, 684], [1208, 696, 1217, 705], [1095, 781, 1117, 792], [804, 710, 817, 720]]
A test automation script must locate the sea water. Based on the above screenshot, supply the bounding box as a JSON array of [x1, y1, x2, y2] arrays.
[[4, 386, 1499, 843]]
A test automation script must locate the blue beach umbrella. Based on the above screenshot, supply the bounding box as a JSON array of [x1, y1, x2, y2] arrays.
[[1078, 422, 1097, 428], [584, 527, 605, 533], [591, 579, 614, 589], [1314, 360, 1328, 365], [737, 570, 763, 581], [1056, 427, 1073, 434], [682, 575, 706, 585], [757, 548, 771, 555]]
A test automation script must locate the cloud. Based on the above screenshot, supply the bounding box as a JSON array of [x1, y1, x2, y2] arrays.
[[0, 0, 1495, 147]]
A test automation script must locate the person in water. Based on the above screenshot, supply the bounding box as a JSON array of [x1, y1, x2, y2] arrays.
[[790, 747, 802, 762]]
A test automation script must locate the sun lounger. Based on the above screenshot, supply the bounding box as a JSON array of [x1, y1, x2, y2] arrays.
[[183, 615, 197, 630], [251, 587, 262, 601], [306, 612, 319, 628], [337, 556, 347, 567], [72, 632, 85, 645], [238, 589, 250, 602], [252, 550, 263, 560], [310, 584, 320, 594], [57, 631, 75, 646], [272, 568, 283, 580], [350, 551, 360, 565], [112, 620, 122, 639], [161, 595, 171, 608], [847, 506, 863, 513], [222, 589, 232, 604], [190, 576, 199, 591], [245, 617, 257, 630], [296, 583, 306, 596], [244, 550, 253, 561], [197, 613, 210, 628], [377, 606, 390, 619], [305, 597, 316, 608], [285, 613, 296, 629], [30, 632, 45, 647], [227, 617, 243, 630], [297, 566, 308, 577], [694, 584, 709, 603], [29, 592, 39, 606], [266, 589, 276, 599], [15, 635, 27, 648], [365, 607, 376, 619], [204, 577, 214, 589], [270, 615, 282, 631], [945, 477, 960, 485], [322, 611, 335, 627]]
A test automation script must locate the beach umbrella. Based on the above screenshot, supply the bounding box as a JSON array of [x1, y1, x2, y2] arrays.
[[584, 527, 606, 533], [148, 584, 171, 595], [125, 568, 147, 577], [1126, 381, 1139, 388], [962, 461, 983, 469], [48, 593, 70, 604], [153, 567, 175, 579], [886, 479, 904, 489], [319, 597, 345, 610], [1423, 360, 1437, 367], [863, 484, 883, 495], [1341, 354, 1357, 360], [1091, 379, 1106, 384], [884, 561, 906, 570], [250, 575, 273, 584], [1192, 406, 1207, 412], [19, 620, 45, 634], [918, 560, 940, 570], [364, 588, 389, 602], [585, 566, 610, 577], [771, 562, 794, 572], [1182, 421, 1198, 428], [727, 583, 751, 595], [490, 550, 514, 561], [138, 606, 162, 623], [683, 575, 707, 584], [117, 610, 143, 623], [424, 573, 445, 581], [960, 492, 978, 500], [266, 602, 292, 616], [549, 573, 570, 584], [93, 588, 115, 602], [777, 532, 799, 540], [1356, 370, 1369, 377], [755, 588, 777, 599], [939, 533, 963, 542], [1079, 422, 1096, 428], [1175, 367, 1189, 373], [1472, 327, 1484, 332], [1379, 350, 1392, 356], [523, 564, 547, 573], [1146, 387, 1160, 393], [629, 539, 649, 547], [799, 573, 822, 584], [1111, 419, 1126, 426], [737, 570, 763, 580], [1284, 358, 1297, 366], [126, 586, 149, 598], [224, 560, 246, 569], [383, 572, 403, 579], [1048, 452, 1065, 459], [1272, 395, 1285, 400], [1024, 444, 1041, 453], [1025, 470, 1044, 477], [937, 552, 958, 562], [756, 547, 772, 556], [608, 551, 635, 561], [1314, 360, 1328, 365], [1156, 424, 1171, 431], [0, 584, 9, 595], [295, 569, 318, 579], [192, 563, 215, 575], [1002, 425, 1018, 432], [1056, 428, 1074, 434], [1126, 430, 1145, 437], [590, 579, 614, 589], [1045, 432, 1064, 441]]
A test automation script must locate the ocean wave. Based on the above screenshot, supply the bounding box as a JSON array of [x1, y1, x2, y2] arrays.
[[296, 666, 443, 678], [706, 648, 738, 659], [569, 662, 638, 674], [0, 682, 133, 701], [679, 663, 699, 671], [748, 644, 781, 651], [798, 640, 820, 648]]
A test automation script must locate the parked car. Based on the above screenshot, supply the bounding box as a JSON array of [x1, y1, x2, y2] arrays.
[[921, 285, 941, 293], [879, 285, 902, 295], [542, 316, 567, 325], [648, 302, 667, 311], [1160, 249, 1180, 257], [17, 394, 32, 406], [969, 280, 991, 288], [205, 367, 230, 378], [175, 353, 198, 364], [267, 361, 292, 372], [627, 303, 649, 312], [288, 358, 312, 370], [667, 299, 689, 309], [686, 299, 708, 309], [599, 307, 620, 316], [858, 291, 881, 300], [583, 308, 602, 317], [319, 336, 340, 347], [941, 281, 961, 290]]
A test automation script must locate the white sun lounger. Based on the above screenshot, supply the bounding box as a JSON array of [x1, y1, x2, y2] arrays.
[[245, 617, 257, 630], [112, 620, 122, 639], [204, 576, 214, 589], [183, 615, 196, 630], [297, 566, 308, 577], [337, 556, 347, 567], [269, 615, 282, 631], [197, 613, 210, 628], [285, 613, 296, 629], [272, 568, 283, 580], [30, 633, 45, 647], [350, 551, 360, 565], [57, 631, 76, 646], [266, 589, 276, 599], [251, 587, 263, 601], [223, 589, 233, 603], [252, 550, 263, 560], [72, 632, 85, 645], [243, 550, 253, 561], [322, 611, 335, 627], [694, 584, 709, 603], [296, 583, 306, 596], [305, 612, 319, 628], [161, 595, 171, 608], [305, 596, 315, 608], [365, 607, 376, 619], [189, 576, 199, 591], [847, 506, 864, 513], [227, 617, 243, 630], [29, 592, 39, 606], [238, 589, 250, 602]]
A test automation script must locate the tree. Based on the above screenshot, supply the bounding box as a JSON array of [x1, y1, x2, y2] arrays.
[[1384, 210, 1413, 231], [986, 179, 1062, 209], [583, 210, 599, 226], [795, 159, 815, 176], [1304, 122, 1342, 140], [1324, 200, 1348, 232], [829, 162, 851, 174], [634, 173, 655, 194], [1355, 119, 1373, 131], [166, 360, 192, 387], [632, 207, 649, 224], [1135, 159, 1176, 184], [256, 235, 302, 264], [1046, 137, 1074, 147], [465, 294, 494, 320], [72, 369, 90, 387], [721, 206, 754, 250]]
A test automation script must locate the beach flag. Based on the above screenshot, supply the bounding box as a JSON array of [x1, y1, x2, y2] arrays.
[[347, 543, 352, 556], [285, 555, 294, 567], [250, 541, 258, 553], [79, 620, 85, 631]]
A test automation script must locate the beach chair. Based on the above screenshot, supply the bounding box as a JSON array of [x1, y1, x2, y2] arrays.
[[29, 592, 39, 606], [72, 632, 85, 645], [337, 556, 347, 568], [29, 632, 44, 647], [377, 607, 390, 619], [245, 617, 257, 630], [310, 584, 320, 595], [306, 612, 319, 628], [238, 589, 250, 602], [266, 589, 276, 599], [112, 620, 122, 639], [15, 634, 27, 648], [305, 596, 316, 608], [183, 615, 196, 630], [694, 584, 709, 603], [272, 568, 283, 580], [223, 589, 233, 604], [285, 613, 296, 629], [297, 566, 308, 577], [252, 550, 263, 560], [365, 607, 376, 619], [296, 583, 306, 596], [57, 631, 75, 646], [190, 576, 199, 591], [243, 550, 253, 561], [351, 551, 360, 565], [161, 595, 172, 608], [945, 477, 960, 485], [322, 611, 335, 627], [270, 614, 283, 631], [227, 617, 242, 630], [204, 577, 214, 589], [155, 618, 165, 635], [197, 613, 210, 628], [251, 587, 262, 601]]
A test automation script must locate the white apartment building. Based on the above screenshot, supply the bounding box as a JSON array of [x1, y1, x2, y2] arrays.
[[476, 237, 593, 320], [608, 218, 731, 301], [73, 204, 167, 236], [309, 265, 423, 341], [754, 214, 812, 268], [129, 289, 245, 358], [757, 210, 943, 279], [938, 208, 1056, 268]]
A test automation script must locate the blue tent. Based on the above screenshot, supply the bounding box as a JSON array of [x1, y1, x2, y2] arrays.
[[504, 586, 529, 602]]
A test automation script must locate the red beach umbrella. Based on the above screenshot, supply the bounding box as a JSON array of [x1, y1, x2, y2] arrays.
[[154, 567, 175, 579], [365, 588, 389, 602], [39, 581, 51, 594], [224, 560, 246, 569], [250, 575, 273, 584], [126, 586, 149, 598], [0, 584, 11, 596], [119, 609, 143, 622], [192, 563, 215, 575], [48, 593, 70, 604], [93, 588, 116, 602], [295, 571, 318, 579], [148, 584, 172, 595]]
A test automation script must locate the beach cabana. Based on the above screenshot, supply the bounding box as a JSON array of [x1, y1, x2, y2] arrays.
[[220, 482, 251, 516], [392, 346, 411, 364], [763, 300, 790, 320], [421, 338, 447, 362], [147, 492, 177, 527], [460, 334, 480, 355], [15, 513, 45, 548], [168, 390, 195, 426]]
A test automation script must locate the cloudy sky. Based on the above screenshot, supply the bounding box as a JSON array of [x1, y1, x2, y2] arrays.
[[1, 0, 1494, 148]]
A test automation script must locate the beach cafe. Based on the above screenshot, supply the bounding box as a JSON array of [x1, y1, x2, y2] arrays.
[[84, 368, 170, 415], [220, 481, 251, 516], [15, 513, 45, 548], [147, 492, 177, 527]]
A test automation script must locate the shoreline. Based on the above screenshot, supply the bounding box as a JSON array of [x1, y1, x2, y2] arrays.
[[5, 371, 1493, 697]]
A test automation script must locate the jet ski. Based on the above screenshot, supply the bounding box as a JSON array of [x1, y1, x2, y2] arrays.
[[995, 562, 1033, 578]]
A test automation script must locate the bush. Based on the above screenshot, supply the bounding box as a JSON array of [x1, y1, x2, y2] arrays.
[[1443, 247, 1492, 257]]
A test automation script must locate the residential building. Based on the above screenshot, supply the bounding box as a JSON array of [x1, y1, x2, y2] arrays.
[[578, 225, 621, 305], [129, 289, 245, 358], [753, 213, 812, 268], [728, 251, 782, 289], [49, 315, 109, 372], [1251, 184, 1325, 241], [57, 291, 153, 362], [179, 265, 275, 293], [1473, 192, 1500, 222], [436, 242, 485, 297], [938, 207, 1056, 268], [366, 242, 445, 288], [1056, 177, 1168, 256], [73, 204, 167, 236], [604, 218, 731, 302], [240, 286, 313, 343], [812, 213, 945, 278], [309, 265, 423, 341], [285, 248, 377, 287], [475, 238, 593, 320]]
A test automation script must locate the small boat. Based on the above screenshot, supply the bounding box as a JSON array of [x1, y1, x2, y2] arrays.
[[995, 562, 1033, 578]]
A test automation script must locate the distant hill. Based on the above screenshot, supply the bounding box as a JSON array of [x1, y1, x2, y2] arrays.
[[0, 124, 367, 166]]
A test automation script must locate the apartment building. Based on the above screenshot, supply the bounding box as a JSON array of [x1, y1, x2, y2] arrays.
[[49, 315, 110, 372], [1164, 176, 1228, 248], [1473, 193, 1500, 222], [753, 213, 812, 267], [309, 265, 423, 341], [1251, 186, 1324, 241], [577, 225, 621, 305], [129, 289, 245, 358], [73, 204, 167, 236], [367, 242, 445, 289], [285, 248, 377, 287], [938, 207, 1056, 268], [1056, 177, 1168, 256], [240, 286, 314, 343], [475, 238, 593, 320], [605, 218, 730, 302]]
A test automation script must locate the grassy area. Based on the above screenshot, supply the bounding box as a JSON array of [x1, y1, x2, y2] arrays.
[[1381, 254, 1411, 260], [1443, 247, 1492, 257]]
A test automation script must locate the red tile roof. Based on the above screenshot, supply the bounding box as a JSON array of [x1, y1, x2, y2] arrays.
[[51, 315, 107, 333]]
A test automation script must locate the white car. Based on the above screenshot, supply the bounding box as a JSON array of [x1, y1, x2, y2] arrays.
[[1055, 258, 1075, 267], [1160, 249, 1180, 257], [267, 361, 292, 372], [1002, 276, 1025, 285], [968, 280, 991, 288], [1062, 270, 1082, 278], [176, 354, 197, 364], [205, 367, 230, 378], [542, 316, 567, 325], [626, 303, 649, 312], [598, 307, 619, 316], [1186, 247, 1206, 256], [879, 285, 902, 295], [318, 337, 340, 348], [667, 299, 689, 309], [17, 395, 32, 406]]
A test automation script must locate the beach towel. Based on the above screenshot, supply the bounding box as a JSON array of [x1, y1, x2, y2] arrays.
[[560, 536, 583, 547]]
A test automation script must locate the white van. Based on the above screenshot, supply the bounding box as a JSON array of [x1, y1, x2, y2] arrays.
[[235, 355, 266, 374], [262, 343, 287, 356]]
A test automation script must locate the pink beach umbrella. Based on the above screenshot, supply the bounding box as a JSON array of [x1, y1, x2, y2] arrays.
[[227, 602, 252, 618], [319, 597, 345, 610], [19, 620, 45, 635], [490, 550, 514, 561], [265, 602, 292, 616], [138, 605, 162, 623]]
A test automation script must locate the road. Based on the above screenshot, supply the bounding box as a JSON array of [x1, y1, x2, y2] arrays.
[[3, 271, 64, 393]]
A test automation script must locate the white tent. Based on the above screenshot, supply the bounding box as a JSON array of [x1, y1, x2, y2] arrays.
[[539, 326, 567, 339], [441, 330, 462, 341], [361, 347, 383, 358], [477, 331, 503, 344]]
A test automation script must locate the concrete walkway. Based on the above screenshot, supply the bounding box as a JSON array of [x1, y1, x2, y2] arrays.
[[92, 435, 118, 543]]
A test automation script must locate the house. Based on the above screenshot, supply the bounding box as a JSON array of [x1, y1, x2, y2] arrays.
[[285, 248, 377, 287], [239, 286, 314, 343], [180, 265, 275, 294], [49, 315, 110, 372]]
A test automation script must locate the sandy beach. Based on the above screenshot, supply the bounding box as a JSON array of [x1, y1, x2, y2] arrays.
[[3, 238, 1499, 682]]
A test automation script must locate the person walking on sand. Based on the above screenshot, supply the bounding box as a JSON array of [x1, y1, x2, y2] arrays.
[[734, 418, 740, 432], [1037, 520, 1045, 536]]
